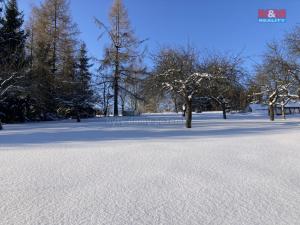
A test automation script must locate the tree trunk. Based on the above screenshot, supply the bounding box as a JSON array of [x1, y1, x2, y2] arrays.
[[185, 99, 192, 128], [222, 103, 227, 120], [18, 103, 25, 123], [174, 97, 178, 113], [121, 99, 125, 116], [25, 96, 30, 120], [113, 77, 119, 117], [113, 47, 120, 117], [134, 99, 138, 112], [281, 104, 286, 120], [76, 110, 81, 122], [269, 104, 275, 121], [103, 84, 107, 116], [52, 0, 57, 75]]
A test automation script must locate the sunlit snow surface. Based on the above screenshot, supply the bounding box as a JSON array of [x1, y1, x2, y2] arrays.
[[0, 112, 299, 225]]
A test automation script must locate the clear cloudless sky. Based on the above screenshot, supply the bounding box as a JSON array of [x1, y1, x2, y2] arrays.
[[18, 0, 300, 72]]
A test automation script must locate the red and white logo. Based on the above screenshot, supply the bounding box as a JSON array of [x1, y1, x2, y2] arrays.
[[258, 9, 286, 23]]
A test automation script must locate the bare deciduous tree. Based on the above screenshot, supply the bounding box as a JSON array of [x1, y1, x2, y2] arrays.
[[201, 53, 246, 119], [254, 43, 299, 121], [153, 46, 212, 128]]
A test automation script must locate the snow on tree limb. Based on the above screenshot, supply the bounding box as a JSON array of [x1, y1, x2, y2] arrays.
[[158, 69, 212, 98], [0, 72, 24, 98]]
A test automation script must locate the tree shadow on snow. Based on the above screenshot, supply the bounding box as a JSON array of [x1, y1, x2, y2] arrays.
[[0, 117, 299, 146]]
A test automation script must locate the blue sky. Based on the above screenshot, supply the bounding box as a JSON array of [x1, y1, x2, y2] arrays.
[[18, 0, 300, 72]]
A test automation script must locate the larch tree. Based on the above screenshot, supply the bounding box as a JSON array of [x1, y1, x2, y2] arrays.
[[96, 0, 145, 116], [28, 0, 79, 119]]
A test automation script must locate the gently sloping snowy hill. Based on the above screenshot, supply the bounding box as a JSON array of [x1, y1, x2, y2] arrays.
[[0, 112, 299, 225]]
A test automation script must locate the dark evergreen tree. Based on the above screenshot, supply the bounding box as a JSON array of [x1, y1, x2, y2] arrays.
[[0, 0, 5, 57], [78, 43, 93, 100], [73, 42, 94, 122], [0, 0, 26, 68], [0, 0, 27, 123]]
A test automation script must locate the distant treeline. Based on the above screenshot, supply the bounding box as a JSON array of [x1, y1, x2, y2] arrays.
[[1, 0, 300, 128]]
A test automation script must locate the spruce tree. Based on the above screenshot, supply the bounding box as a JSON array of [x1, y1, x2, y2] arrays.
[[73, 42, 93, 122], [0, 0, 27, 123], [78, 42, 93, 102], [0, 0, 26, 68]]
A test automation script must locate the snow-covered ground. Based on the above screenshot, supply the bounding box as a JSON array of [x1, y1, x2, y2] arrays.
[[0, 112, 300, 225]]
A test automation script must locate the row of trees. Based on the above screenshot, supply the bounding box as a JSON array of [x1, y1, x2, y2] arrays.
[[145, 47, 246, 128], [1, 0, 300, 129], [0, 0, 262, 129], [0, 0, 94, 128], [98, 0, 300, 127], [249, 28, 300, 121], [96, 0, 248, 128]]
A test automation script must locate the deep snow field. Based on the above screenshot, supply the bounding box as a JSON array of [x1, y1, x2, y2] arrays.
[[0, 112, 300, 225]]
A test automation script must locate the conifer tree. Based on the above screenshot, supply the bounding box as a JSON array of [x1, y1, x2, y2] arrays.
[[73, 42, 94, 122], [29, 0, 79, 119], [0, 0, 26, 68], [96, 0, 145, 116], [0, 0, 27, 123], [77, 42, 93, 103]]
